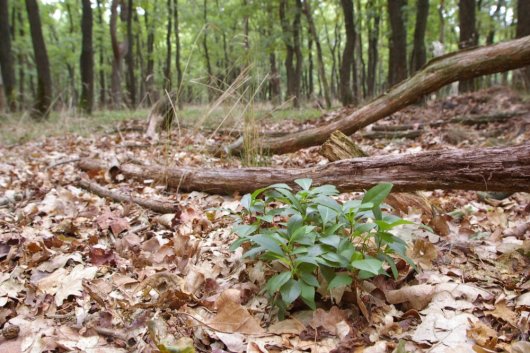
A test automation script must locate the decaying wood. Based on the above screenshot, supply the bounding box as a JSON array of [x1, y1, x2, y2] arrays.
[[79, 144, 530, 194], [223, 36, 530, 155], [362, 130, 423, 140], [76, 178, 177, 213], [145, 92, 177, 141], [320, 131, 367, 160]]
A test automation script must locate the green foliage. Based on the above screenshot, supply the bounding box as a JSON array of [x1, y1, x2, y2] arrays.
[[231, 179, 416, 317]]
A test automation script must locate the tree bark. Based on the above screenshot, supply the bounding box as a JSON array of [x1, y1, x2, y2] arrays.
[[125, 0, 136, 108], [224, 35, 530, 155], [387, 0, 408, 86], [164, 0, 172, 92], [174, 0, 183, 109], [339, 0, 355, 106], [79, 144, 530, 194], [80, 0, 94, 114], [458, 0, 478, 92], [96, 0, 106, 107], [0, 0, 15, 111], [202, 0, 213, 102], [366, 0, 380, 97], [279, 0, 302, 108], [410, 0, 429, 74], [144, 5, 155, 105], [303, 0, 331, 108], [110, 0, 127, 109], [516, 0, 530, 89], [26, 0, 52, 120]]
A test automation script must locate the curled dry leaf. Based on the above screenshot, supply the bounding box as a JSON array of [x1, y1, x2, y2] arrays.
[[386, 284, 435, 311]]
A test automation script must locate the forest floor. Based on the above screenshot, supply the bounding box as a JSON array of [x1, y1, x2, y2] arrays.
[[0, 86, 529, 353]]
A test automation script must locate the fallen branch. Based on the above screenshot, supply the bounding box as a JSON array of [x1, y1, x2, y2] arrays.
[[224, 36, 530, 155], [78, 144, 530, 194], [362, 130, 423, 140], [75, 178, 177, 214]]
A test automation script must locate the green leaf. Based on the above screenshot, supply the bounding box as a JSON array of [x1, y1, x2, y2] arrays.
[[318, 205, 336, 225], [318, 235, 342, 249], [240, 194, 252, 211], [266, 271, 291, 294], [351, 258, 383, 275], [251, 234, 285, 256], [295, 178, 312, 190], [328, 274, 353, 290], [315, 195, 342, 212], [379, 253, 398, 279], [269, 183, 292, 190], [311, 185, 339, 196], [299, 281, 316, 310], [232, 224, 258, 237], [362, 183, 393, 208], [298, 271, 319, 287], [294, 255, 319, 267], [280, 279, 301, 304]]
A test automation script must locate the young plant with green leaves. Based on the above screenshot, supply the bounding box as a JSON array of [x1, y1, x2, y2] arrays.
[[230, 179, 416, 317]]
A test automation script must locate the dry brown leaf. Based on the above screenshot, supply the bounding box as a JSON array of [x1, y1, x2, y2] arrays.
[[208, 298, 265, 335], [467, 320, 497, 347], [484, 300, 517, 327], [386, 284, 435, 310]]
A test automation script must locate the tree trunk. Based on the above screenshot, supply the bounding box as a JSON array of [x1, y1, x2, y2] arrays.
[[16, 7, 25, 110], [96, 0, 106, 108], [79, 144, 530, 194], [410, 0, 429, 74], [80, 0, 94, 114], [515, 0, 530, 89], [144, 5, 155, 105], [174, 0, 183, 109], [224, 35, 530, 155], [279, 0, 302, 108], [0, 0, 15, 111], [202, 0, 213, 102], [125, 0, 136, 108], [303, 0, 331, 108], [110, 0, 126, 109], [26, 0, 52, 120], [387, 0, 408, 86], [458, 0, 478, 92], [339, 0, 355, 106], [367, 0, 380, 97], [164, 0, 172, 92]]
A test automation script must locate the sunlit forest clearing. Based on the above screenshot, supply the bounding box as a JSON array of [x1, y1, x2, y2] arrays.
[[1, 0, 530, 352]]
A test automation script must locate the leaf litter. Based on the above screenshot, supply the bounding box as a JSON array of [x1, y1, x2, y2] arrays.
[[0, 87, 529, 352]]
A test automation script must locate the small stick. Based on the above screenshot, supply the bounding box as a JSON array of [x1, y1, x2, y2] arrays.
[[75, 178, 177, 214]]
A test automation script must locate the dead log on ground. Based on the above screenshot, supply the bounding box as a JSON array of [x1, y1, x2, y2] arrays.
[[79, 144, 530, 194], [76, 178, 177, 214], [223, 36, 530, 155], [362, 130, 423, 140]]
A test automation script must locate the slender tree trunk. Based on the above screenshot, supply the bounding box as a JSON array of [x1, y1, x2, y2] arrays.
[[164, 0, 172, 92], [307, 33, 313, 99], [203, 0, 213, 102], [367, 0, 380, 97], [110, 0, 126, 109], [17, 7, 25, 110], [174, 0, 183, 109], [339, 0, 355, 106], [279, 0, 295, 107], [293, 0, 303, 108], [65, 4, 78, 105], [355, 0, 366, 99], [80, 0, 94, 114], [0, 0, 16, 111], [303, 0, 331, 108], [410, 0, 429, 74], [125, 0, 136, 108], [323, 19, 337, 98], [269, 52, 281, 104], [144, 6, 155, 105], [438, 0, 445, 43], [387, 0, 408, 86], [96, 0, 106, 108], [458, 0, 478, 92], [26, 0, 52, 119], [516, 0, 530, 89]]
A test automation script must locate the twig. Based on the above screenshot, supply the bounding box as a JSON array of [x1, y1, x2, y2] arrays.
[[47, 158, 81, 169], [75, 178, 177, 214]]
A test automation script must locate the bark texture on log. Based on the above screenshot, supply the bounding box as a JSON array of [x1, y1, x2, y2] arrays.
[[320, 131, 367, 160], [224, 36, 530, 155], [76, 178, 177, 214], [79, 144, 530, 194]]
